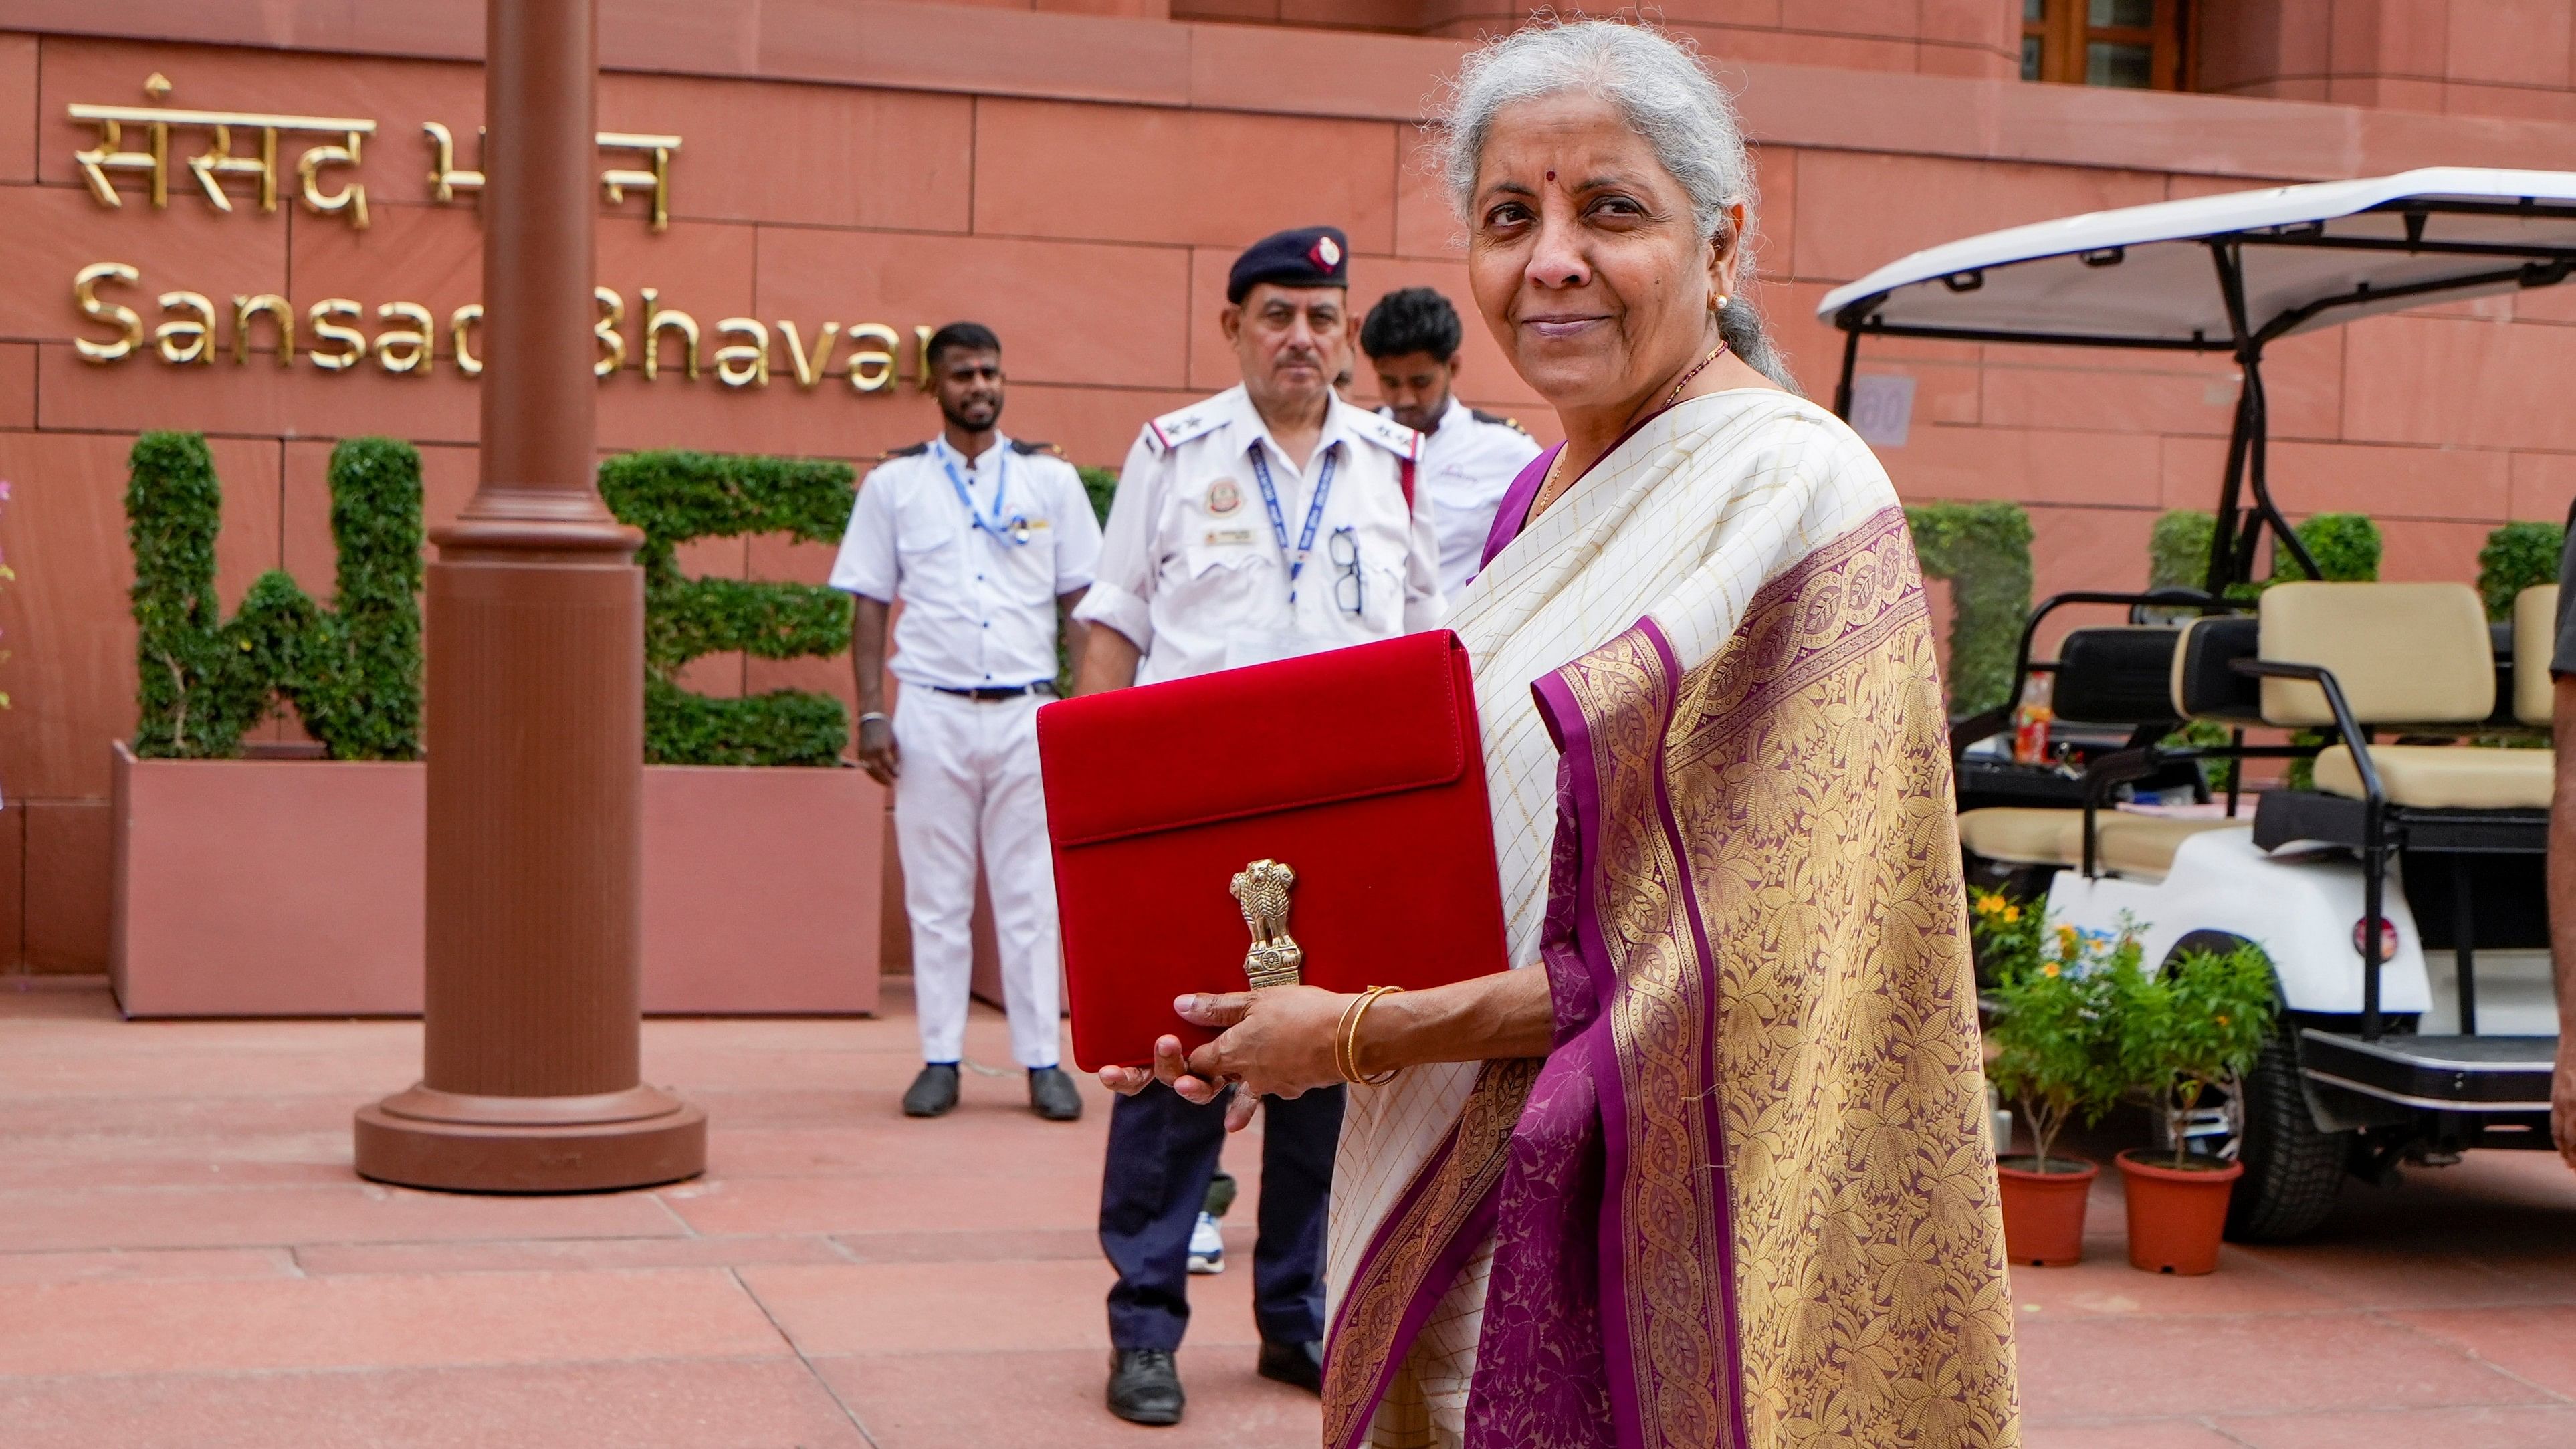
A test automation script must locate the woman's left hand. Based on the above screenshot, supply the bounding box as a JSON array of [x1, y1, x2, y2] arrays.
[[1178, 986, 1352, 1132]]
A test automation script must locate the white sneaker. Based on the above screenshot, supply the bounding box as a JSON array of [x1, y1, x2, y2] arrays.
[[1186, 1210, 1226, 1275]]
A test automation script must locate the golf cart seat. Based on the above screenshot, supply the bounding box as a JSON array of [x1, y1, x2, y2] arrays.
[[2234, 583, 2551, 859], [1958, 807, 2234, 879], [2264, 582, 2553, 811], [1955, 622, 2237, 879]]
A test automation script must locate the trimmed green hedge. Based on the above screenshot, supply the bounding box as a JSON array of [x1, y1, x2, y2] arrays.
[[2147, 509, 2379, 594], [2479, 520, 2563, 620], [2147, 510, 2216, 592], [1078, 465, 1118, 526], [597, 450, 857, 766], [2271, 512, 2381, 582], [128, 432, 423, 759], [1905, 500, 2033, 717]]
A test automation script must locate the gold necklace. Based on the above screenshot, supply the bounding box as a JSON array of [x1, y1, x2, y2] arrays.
[[1664, 340, 1730, 407], [1528, 449, 1570, 517], [1533, 342, 1732, 521]]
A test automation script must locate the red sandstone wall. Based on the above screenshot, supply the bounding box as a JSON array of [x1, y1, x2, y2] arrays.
[[5, 0, 2576, 972], [1175, 0, 2016, 75], [2199, 0, 2576, 121]]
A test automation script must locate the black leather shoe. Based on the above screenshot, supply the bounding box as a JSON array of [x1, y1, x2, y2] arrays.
[[1257, 1339, 1323, 1394], [1106, 1347, 1184, 1425], [901, 1063, 960, 1118], [1029, 1065, 1083, 1121]]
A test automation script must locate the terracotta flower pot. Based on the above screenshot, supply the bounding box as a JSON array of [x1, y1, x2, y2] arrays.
[[1995, 1155, 2099, 1266], [2115, 1147, 2244, 1275]]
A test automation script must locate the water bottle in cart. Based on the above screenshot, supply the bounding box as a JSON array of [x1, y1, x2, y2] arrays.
[[2012, 671, 2054, 765]]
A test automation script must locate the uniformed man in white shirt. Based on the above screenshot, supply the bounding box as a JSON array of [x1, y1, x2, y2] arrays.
[[1072, 227, 1442, 1427], [830, 321, 1102, 1124], [1362, 286, 1544, 594]]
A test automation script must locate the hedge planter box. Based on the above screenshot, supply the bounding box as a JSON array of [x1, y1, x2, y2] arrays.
[[110, 744, 884, 1017]]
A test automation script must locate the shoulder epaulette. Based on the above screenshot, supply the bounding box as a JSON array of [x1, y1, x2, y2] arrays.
[[1009, 438, 1064, 457], [1143, 400, 1228, 456], [879, 441, 930, 459], [1470, 408, 1529, 436], [1344, 407, 1423, 461]]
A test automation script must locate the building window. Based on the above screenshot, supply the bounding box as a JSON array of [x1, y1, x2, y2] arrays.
[[2022, 0, 2187, 89]]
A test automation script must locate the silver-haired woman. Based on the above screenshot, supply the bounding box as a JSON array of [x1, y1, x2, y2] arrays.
[[1103, 21, 2020, 1448]]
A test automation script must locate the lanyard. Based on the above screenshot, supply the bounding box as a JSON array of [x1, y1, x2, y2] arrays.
[[1246, 442, 1337, 604], [936, 441, 1026, 546]]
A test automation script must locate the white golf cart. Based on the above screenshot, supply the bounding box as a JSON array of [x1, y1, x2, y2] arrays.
[[1819, 169, 2576, 1239]]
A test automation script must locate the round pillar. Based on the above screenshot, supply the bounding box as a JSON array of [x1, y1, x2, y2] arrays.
[[354, 0, 704, 1192]]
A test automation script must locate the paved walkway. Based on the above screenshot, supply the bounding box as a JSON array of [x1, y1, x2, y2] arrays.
[[2, 976, 2572, 1447]]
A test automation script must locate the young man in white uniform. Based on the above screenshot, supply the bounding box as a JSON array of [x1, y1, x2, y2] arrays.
[[831, 321, 1102, 1123], [1072, 227, 1443, 1425], [1362, 286, 1543, 594]]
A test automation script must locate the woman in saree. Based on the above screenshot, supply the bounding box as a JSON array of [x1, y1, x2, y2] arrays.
[[1102, 20, 2018, 1448]]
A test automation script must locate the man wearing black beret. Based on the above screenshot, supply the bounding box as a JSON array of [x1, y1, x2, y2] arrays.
[[1073, 225, 1445, 1424]]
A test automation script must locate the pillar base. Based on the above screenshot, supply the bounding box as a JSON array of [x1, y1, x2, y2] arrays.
[[353, 1083, 705, 1194]]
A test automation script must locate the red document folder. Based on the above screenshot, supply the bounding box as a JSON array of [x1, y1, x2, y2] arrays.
[[1037, 630, 1509, 1071]]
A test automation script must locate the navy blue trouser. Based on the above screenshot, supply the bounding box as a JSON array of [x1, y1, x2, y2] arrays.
[[1100, 1081, 1344, 1351]]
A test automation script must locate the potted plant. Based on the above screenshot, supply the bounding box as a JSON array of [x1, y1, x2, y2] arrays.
[[1975, 891, 2128, 1266], [2108, 941, 2276, 1274]]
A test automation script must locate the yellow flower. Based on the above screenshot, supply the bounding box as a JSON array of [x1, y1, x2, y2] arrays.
[[2042, 962, 2060, 978], [2001, 905, 2020, 923], [2216, 1014, 2230, 1026]]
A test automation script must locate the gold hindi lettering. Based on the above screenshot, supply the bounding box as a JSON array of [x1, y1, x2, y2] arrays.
[[71, 104, 375, 228], [68, 96, 679, 232]]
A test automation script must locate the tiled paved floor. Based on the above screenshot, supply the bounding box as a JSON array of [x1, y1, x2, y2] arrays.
[[2, 976, 2572, 1447]]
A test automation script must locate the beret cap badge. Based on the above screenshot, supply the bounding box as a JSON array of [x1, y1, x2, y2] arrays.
[[1226, 225, 1351, 303]]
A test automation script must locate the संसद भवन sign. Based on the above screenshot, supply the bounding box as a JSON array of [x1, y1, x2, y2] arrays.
[[62, 78, 938, 396]]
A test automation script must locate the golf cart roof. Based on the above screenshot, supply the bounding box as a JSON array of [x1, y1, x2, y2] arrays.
[[1816, 167, 2576, 351]]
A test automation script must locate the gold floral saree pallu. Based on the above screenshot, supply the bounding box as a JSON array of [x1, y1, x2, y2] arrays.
[[1322, 393, 2020, 1449]]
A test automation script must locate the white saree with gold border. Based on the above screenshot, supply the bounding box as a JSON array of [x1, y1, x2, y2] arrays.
[[1319, 389, 2020, 1449]]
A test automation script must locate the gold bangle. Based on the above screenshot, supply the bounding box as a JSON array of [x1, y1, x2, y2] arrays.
[[1341, 984, 1404, 1086], [1333, 992, 1368, 1084]]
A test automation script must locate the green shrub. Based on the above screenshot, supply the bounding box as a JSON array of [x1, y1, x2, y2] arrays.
[[1055, 467, 1122, 695], [2478, 520, 2564, 620], [2149, 509, 2379, 594], [1077, 465, 1118, 526], [2270, 512, 2380, 582], [1905, 501, 2033, 717], [598, 450, 856, 767], [2147, 510, 2216, 592], [1971, 889, 2133, 1172], [2109, 941, 2276, 1169], [128, 432, 422, 759]]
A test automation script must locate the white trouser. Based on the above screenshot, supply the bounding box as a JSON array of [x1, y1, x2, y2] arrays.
[[892, 687, 1063, 1069]]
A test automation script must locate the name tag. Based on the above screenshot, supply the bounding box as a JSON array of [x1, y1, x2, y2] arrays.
[[1203, 528, 1256, 546]]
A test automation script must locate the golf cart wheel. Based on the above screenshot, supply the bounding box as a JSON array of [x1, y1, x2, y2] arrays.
[[2223, 1026, 2347, 1242]]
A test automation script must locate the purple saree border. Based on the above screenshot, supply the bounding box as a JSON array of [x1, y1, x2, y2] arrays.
[[1476, 443, 1560, 576], [1326, 1165, 1508, 1449], [1324, 1127, 1465, 1449], [1530, 615, 1751, 1449], [1634, 619, 1751, 1449]]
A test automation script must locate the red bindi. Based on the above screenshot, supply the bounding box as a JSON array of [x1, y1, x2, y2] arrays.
[[1545, 170, 1555, 181]]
